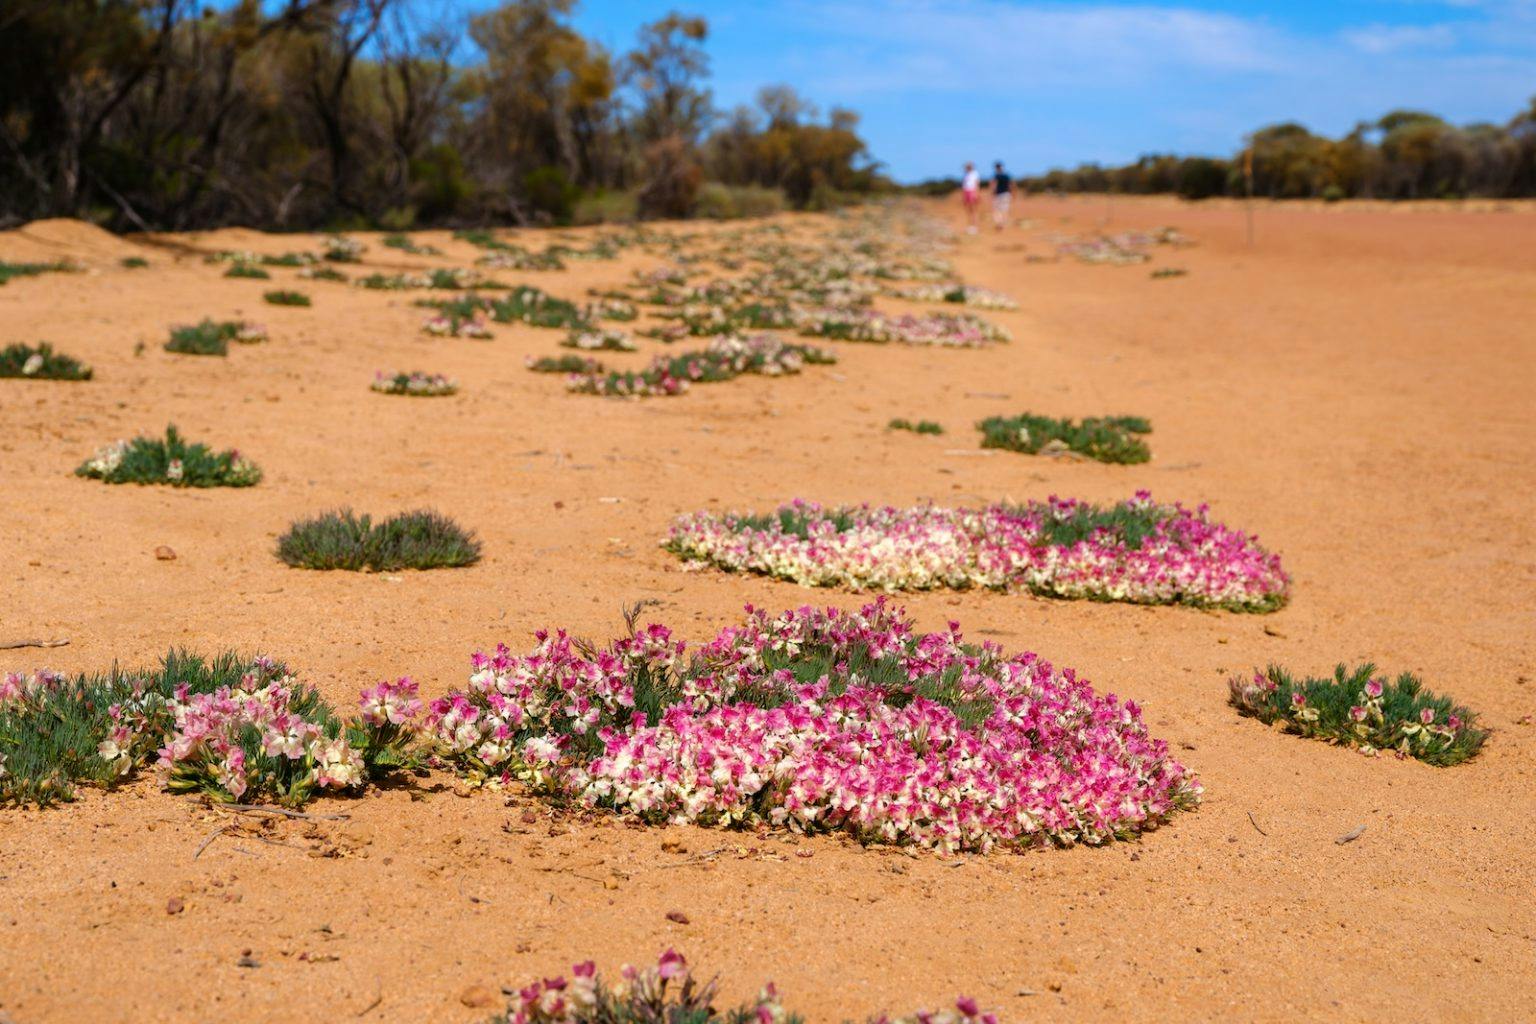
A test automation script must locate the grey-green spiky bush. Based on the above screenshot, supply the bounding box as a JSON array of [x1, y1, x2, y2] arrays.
[[1229, 664, 1486, 766], [277, 509, 481, 571], [0, 342, 92, 380], [978, 413, 1152, 464], [74, 424, 262, 487]]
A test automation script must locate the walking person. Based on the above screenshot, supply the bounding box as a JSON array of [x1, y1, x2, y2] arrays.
[[960, 161, 981, 234], [991, 160, 1013, 231]]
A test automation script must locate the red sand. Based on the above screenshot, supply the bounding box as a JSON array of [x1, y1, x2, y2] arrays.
[[1, 196, 1533, 1022]]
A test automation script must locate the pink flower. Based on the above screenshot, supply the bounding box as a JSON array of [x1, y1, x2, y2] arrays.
[[657, 949, 687, 980], [1364, 680, 1384, 699]]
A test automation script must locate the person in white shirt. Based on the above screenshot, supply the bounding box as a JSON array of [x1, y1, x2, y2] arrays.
[[960, 162, 981, 234]]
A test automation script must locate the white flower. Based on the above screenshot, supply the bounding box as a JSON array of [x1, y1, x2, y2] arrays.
[[22, 353, 45, 376]]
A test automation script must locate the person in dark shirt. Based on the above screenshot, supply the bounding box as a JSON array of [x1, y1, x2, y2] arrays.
[[991, 161, 1013, 231]]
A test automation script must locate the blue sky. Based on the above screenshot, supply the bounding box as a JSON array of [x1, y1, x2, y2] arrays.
[[457, 1, 1536, 180]]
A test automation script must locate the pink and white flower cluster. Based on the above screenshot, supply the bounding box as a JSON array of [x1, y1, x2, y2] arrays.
[[427, 600, 1200, 852], [499, 948, 994, 1024], [885, 283, 1018, 310], [153, 663, 422, 805], [664, 493, 1289, 611], [422, 313, 493, 338], [797, 309, 1011, 346]]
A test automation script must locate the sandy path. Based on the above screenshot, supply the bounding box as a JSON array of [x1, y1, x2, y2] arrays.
[[1, 197, 1533, 1022]]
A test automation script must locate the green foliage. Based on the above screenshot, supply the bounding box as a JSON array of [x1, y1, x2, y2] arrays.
[[1230, 664, 1486, 767], [276, 509, 482, 572], [260, 253, 311, 267], [74, 424, 262, 487], [573, 189, 640, 225], [120, 256, 149, 269], [0, 652, 276, 807], [381, 233, 442, 256], [0, 259, 74, 285], [165, 319, 239, 355], [887, 417, 943, 435], [1028, 500, 1167, 551], [694, 182, 788, 219], [522, 166, 580, 224], [0, 342, 92, 380], [978, 413, 1152, 463], [1150, 268, 1187, 279], [224, 263, 270, 279], [263, 289, 311, 306], [528, 354, 603, 373]]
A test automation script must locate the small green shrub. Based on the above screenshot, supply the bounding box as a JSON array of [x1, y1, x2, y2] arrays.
[[164, 318, 265, 355], [978, 413, 1152, 463], [528, 354, 603, 373], [1150, 267, 1187, 279], [301, 266, 349, 282], [1229, 664, 1486, 766], [121, 256, 149, 269], [0, 342, 92, 380], [224, 263, 270, 279], [264, 289, 311, 307], [888, 417, 943, 435], [1321, 184, 1346, 203], [260, 252, 313, 267], [573, 189, 640, 225], [277, 509, 481, 571], [382, 233, 442, 256], [75, 424, 261, 487], [0, 259, 74, 286], [695, 182, 788, 220]]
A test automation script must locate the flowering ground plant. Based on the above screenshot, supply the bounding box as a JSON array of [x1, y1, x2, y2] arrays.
[[225, 262, 271, 279], [157, 666, 423, 806], [563, 327, 636, 352], [978, 413, 1152, 463], [885, 283, 1017, 310], [264, 289, 311, 306], [422, 312, 494, 338], [0, 342, 92, 380], [3, 653, 424, 808], [424, 288, 590, 330], [164, 318, 266, 355], [797, 309, 1011, 347], [321, 234, 365, 262], [427, 599, 1200, 852], [1229, 664, 1485, 766], [371, 371, 459, 396], [300, 265, 348, 282], [483, 948, 998, 1024], [75, 424, 261, 487], [664, 493, 1288, 611], [565, 334, 833, 398]]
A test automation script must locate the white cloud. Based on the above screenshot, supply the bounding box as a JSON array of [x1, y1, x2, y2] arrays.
[[1343, 23, 1457, 54]]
